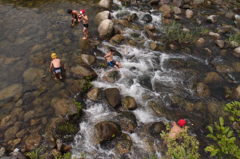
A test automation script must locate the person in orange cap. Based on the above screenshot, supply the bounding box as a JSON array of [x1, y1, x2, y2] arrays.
[[168, 119, 187, 139], [78, 9, 89, 39]]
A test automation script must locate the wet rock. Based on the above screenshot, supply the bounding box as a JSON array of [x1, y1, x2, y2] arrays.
[[16, 129, 27, 138], [0, 84, 22, 101], [160, 0, 170, 4], [195, 37, 205, 47], [142, 14, 152, 23], [71, 65, 97, 78], [193, 0, 205, 5], [94, 121, 121, 143], [66, 79, 91, 95], [0, 147, 6, 157], [117, 112, 137, 133], [51, 98, 78, 116], [10, 151, 26, 159], [232, 62, 240, 72], [150, 42, 158, 50], [30, 119, 41, 126], [0, 56, 20, 65], [95, 11, 111, 25], [80, 54, 96, 65], [204, 72, 223, 84], [51, 149, 61, 157], [225, 11, 234, 19], [233, 47, 240, 57], [87, 88, 100, 101], [105, 88, 121, 107], [234, 14, 240, 26], [103, 70, 121, 83], [186, 9, 193, 19], [98, 19, 114, 39], [172, 6, 181, 15], [25, 132, 42, 151], [207, 15, 217, 23], [149, 122, 166, 137], [207, 101, 225, 117], [23, 68, 44, 83], [122, 96, 138, 110], [216, 65, 234, 73], [159, 4, 171, 18], [4, 122, 21, 140], [24, 110, 35, 121], [209, 32, 220, 39], [234, 85, 240, 99], [127, 13, 138, 22], [173, 0, 182, 7], [0, 115, 15, 128], [148, 100, 168, 117], [98, 0, 112, 8], [115, 139, 132, 154], [145, 24, 155, 31], [110, 34, 125, 44], [8, 138, 21, 149], [215, 40, 224, 48], [197, 82, 210, 97]]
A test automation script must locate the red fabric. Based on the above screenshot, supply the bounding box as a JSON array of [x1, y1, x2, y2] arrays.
[[177, 119, 187, 127]]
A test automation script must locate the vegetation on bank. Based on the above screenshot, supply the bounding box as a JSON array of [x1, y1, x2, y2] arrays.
[[160, 101, 240, 159]]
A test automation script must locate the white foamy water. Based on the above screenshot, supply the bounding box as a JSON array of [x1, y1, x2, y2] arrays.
[[72, 1, 208, 158]]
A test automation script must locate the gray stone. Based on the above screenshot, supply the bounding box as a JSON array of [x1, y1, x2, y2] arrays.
[[87, 88, 100, 101], [235, 85, 240, 99], [80, 54, 96, 65], [172, 7, 181, 15], [209, 32, 220, 39], [192, 0, 205, 5], [51, 98, 78, 116], [98, 0, 112, 8], [71, 65, 97, 78], [197, 82, 210, 97], [25, 132, 42, 151], [195, 37, 205, 47], [95, 11, 110, 25], [94, 121, 121, 143], [4, 123, 21, 141], [98, 19, 114, 38], [0, 84, 22, 101], [103, 70, 121, 83], [186, 9, 193, 19], [207, 15, 217, 23], [215, 40, 224, 48], [216, 65, 234, 73], [110, 34, 125, 44], [204, 72, 223, 84], [122, 96, 138, 110], [0, 147, 5, 157], [117, 112, 137, 133], [234, 47, 240, 57], [105, 88, 121, 107], [23, 68, 44, 83], [159, 4, 171, 18]]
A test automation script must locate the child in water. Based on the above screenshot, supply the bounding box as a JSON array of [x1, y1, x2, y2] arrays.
[[67, 9, 80, 27], [78, 9, 89, 39], [104, 49, 122, 69], [50, 53, 63, 80]]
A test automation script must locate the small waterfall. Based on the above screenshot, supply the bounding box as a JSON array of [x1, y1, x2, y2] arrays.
[[72, 1, 209, 158]]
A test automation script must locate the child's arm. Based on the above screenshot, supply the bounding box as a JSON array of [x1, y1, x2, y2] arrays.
[[49, 61, 53, 70]]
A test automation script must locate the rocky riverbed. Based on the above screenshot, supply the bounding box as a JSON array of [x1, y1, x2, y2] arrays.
[[0, 0, 240, 158]]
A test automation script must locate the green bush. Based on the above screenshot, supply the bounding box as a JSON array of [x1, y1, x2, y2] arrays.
[[224, 101, 240, 123], [161, 128, 200, 159], [54, 152, 72, 159], [25, 148, 44, 159], [228, 32, 240, 46], [205, 117, 240, 159], [56, 121, 78, 135], [75, 101, 83, 112]]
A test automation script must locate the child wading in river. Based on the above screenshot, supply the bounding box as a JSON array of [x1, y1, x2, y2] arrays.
[[67, 9, 80, 27], [50, 53, 63, 80], [104, 49, 122, 69]]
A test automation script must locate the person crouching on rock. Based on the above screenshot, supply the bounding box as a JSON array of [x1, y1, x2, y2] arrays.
[[67, 9, 80, 27], [104, 49, 122, 69], [168, 119, 187, 139], [50, 53, 63, 80]]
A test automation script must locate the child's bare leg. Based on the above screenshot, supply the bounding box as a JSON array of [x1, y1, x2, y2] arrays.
[[82, 28, 88, 39], [116, 61, 122, 68]]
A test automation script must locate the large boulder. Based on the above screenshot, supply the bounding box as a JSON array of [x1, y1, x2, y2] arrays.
[[234, 47, 240, 57], [105, 88, 121, 107], [117, 112, 137, 133], [148, 100, 168, 117], [110, 34, 125, 44], [25, 132, 42, 151], [203, 72, 223, 84], [196, 82, 210, 97], [122, 96, 138, 110], [103, 70, 121, 83], [0, 84, 22, 101], [98, 19, 114, 39], [95, 11, 111, 25], [80, 54, 96, 65], [23, 68, 44, 83], [51, 98, 78, 116], [94, 121, 121, 143], [98, 0, 112, 9], [87, 88, 100, 101], [71, 65, 97, 78]]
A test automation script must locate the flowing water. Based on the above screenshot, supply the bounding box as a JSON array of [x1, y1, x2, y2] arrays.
[[0, 0, 239, 158]]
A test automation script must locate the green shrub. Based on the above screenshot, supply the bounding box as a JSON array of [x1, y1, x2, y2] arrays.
[[205, 117, 240, 159], [56, 121, 78, 135], [54, 152, 72, 159], [75, 101, 83, 112], [25, 148, 44, 159], [228, 32, 240, 46], [224, 101, 240, 123], [161, 128, 200, 159]]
